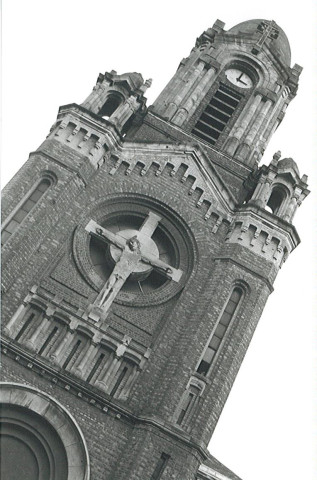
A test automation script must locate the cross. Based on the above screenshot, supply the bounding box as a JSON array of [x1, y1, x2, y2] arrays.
[[85, 211, 183, 319], [257, 20, 279, 46], [252, 20, 279, 56]]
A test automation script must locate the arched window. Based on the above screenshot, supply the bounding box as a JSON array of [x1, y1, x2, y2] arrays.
[[196, 287, 242, 376], [1, 178, 51, 246], [109, 358, 137, 399], [192, 84, 243, 146], [266, 185, 287, 215], [176, 384, 200, 426], [98, 93, 122, 119]]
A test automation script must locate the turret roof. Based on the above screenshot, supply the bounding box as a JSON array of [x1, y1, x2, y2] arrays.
[[228, 19, 291, 65]]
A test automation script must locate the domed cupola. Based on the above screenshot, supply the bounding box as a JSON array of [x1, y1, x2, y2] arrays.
[[228, 19, 291, 66]]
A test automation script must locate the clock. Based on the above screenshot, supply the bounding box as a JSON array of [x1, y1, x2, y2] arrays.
[[225, 68, 253, 89]]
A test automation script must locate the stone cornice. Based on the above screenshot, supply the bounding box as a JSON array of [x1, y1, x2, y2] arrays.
[[2, 338, 210, 462]]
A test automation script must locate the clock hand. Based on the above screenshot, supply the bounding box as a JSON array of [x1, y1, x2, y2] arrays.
[[236, 76, 247, 86]]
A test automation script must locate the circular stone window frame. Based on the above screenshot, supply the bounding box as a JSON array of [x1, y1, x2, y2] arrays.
[[0, 383, 90, 480], [73, 193, 197, 307]]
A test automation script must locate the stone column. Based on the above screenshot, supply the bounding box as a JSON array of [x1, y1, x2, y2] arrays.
[[235, 94, 263, 140], [283, 195, 299, 222], [261, 119, 279, 154], [224, 94, 263, 155], [25, 315, 51, 351], [109, 95, 140, 131], [119, 366, 140, 400], [254, 179, 273, 208], [165, 61, 205, 121], [235, 99, 273, 162], [96, 356, 122, 393], [50, 328, 73, 364], [245, 99, 273, 146], [81, 82, 110, 114], [172, 66, 216, 126], [74, 342, 97, 378], [4, 303, 29, 336]]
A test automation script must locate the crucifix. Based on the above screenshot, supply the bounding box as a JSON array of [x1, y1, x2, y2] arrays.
[[85, 211, 183, 319], [252, 20, 279, 56]]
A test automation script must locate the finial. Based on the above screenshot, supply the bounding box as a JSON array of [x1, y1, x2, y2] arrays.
[[301, 174, 308, 184], [140, 78, 153, 94], [271, 150, 281, 166]]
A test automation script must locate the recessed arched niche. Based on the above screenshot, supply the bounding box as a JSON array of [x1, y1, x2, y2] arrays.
[[98, 93, 123, 119], [0, 383, 90, 480], [266, 185, 288, 215]]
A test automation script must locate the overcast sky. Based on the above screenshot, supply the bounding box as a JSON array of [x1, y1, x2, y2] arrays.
[[2, 1, 317, 479]]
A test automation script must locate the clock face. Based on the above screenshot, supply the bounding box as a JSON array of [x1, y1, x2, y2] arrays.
[[225, 68, 253, 89]]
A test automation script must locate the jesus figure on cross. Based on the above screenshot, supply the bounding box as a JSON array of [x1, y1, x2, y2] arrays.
[[85, 212, 183, 320]]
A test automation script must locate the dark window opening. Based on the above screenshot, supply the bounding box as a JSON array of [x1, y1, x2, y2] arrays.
[[15, 313, 35, 341], [176, 392, 194, 425], [266, 187, 286, 215], [192, 84, 243, 146], [210, 97, 236, 115], [197, 288, 242, 376], [86, 353, 105, 384], [204, 105, 230, 123], [215, 89, 240, 107], [38, 326, 58, 356], [99, 95, 122, 119], [110, 366, 128, 397], [200, 113, 226, 131], [2, 179, 51, 246], [150, 453, 170, 480], [62, 340, 81, 370]]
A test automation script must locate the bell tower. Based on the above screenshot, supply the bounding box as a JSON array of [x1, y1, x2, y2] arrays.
[[151, 19, 302, 168], [1, 19, 309, 480]]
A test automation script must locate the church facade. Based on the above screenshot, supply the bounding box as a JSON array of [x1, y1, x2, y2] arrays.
[[1, 19, 309, 480]]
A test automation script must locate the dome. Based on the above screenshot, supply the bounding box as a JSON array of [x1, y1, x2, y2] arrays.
[[277, 157, 300, 178], [228, 19, 291, 66]]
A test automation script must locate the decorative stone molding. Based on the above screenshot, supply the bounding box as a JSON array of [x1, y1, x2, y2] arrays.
[[0, 382, 90, 480], [225, 216, 291, 266], [4, 291, 150, 401], [109, 142, 235, 227], [198, 464, 233, 480]]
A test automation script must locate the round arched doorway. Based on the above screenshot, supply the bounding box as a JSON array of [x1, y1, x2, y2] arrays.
[[0, 383, 90, 480]]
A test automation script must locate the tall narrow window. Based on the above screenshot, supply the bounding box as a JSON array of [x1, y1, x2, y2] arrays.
[[197, 288, 242, 376], [15, 313, 36, 342], [110, 366, 128, 397], [176, 384, 201, 427], [86, 353, 105, 384], [266, 186, 287, 215], [38, 327, 58, 356], [176, 393, 194, 425], [150, 453, 170, 480], [62, 340, 82, 370], [192, 84, 242, 146], [2, 178, 51, 246], [99, 94, 122, 119]]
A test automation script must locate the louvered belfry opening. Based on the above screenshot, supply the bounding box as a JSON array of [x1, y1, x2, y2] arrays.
[[192, 83, 242, 145]]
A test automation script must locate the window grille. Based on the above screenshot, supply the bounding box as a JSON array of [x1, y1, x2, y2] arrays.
[[192, 84, 242, 146], [197, 288, 242, 375], [2, 178, 51, 245]]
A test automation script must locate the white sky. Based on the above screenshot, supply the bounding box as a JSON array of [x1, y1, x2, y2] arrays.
[[1, 1, 316, 479]]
